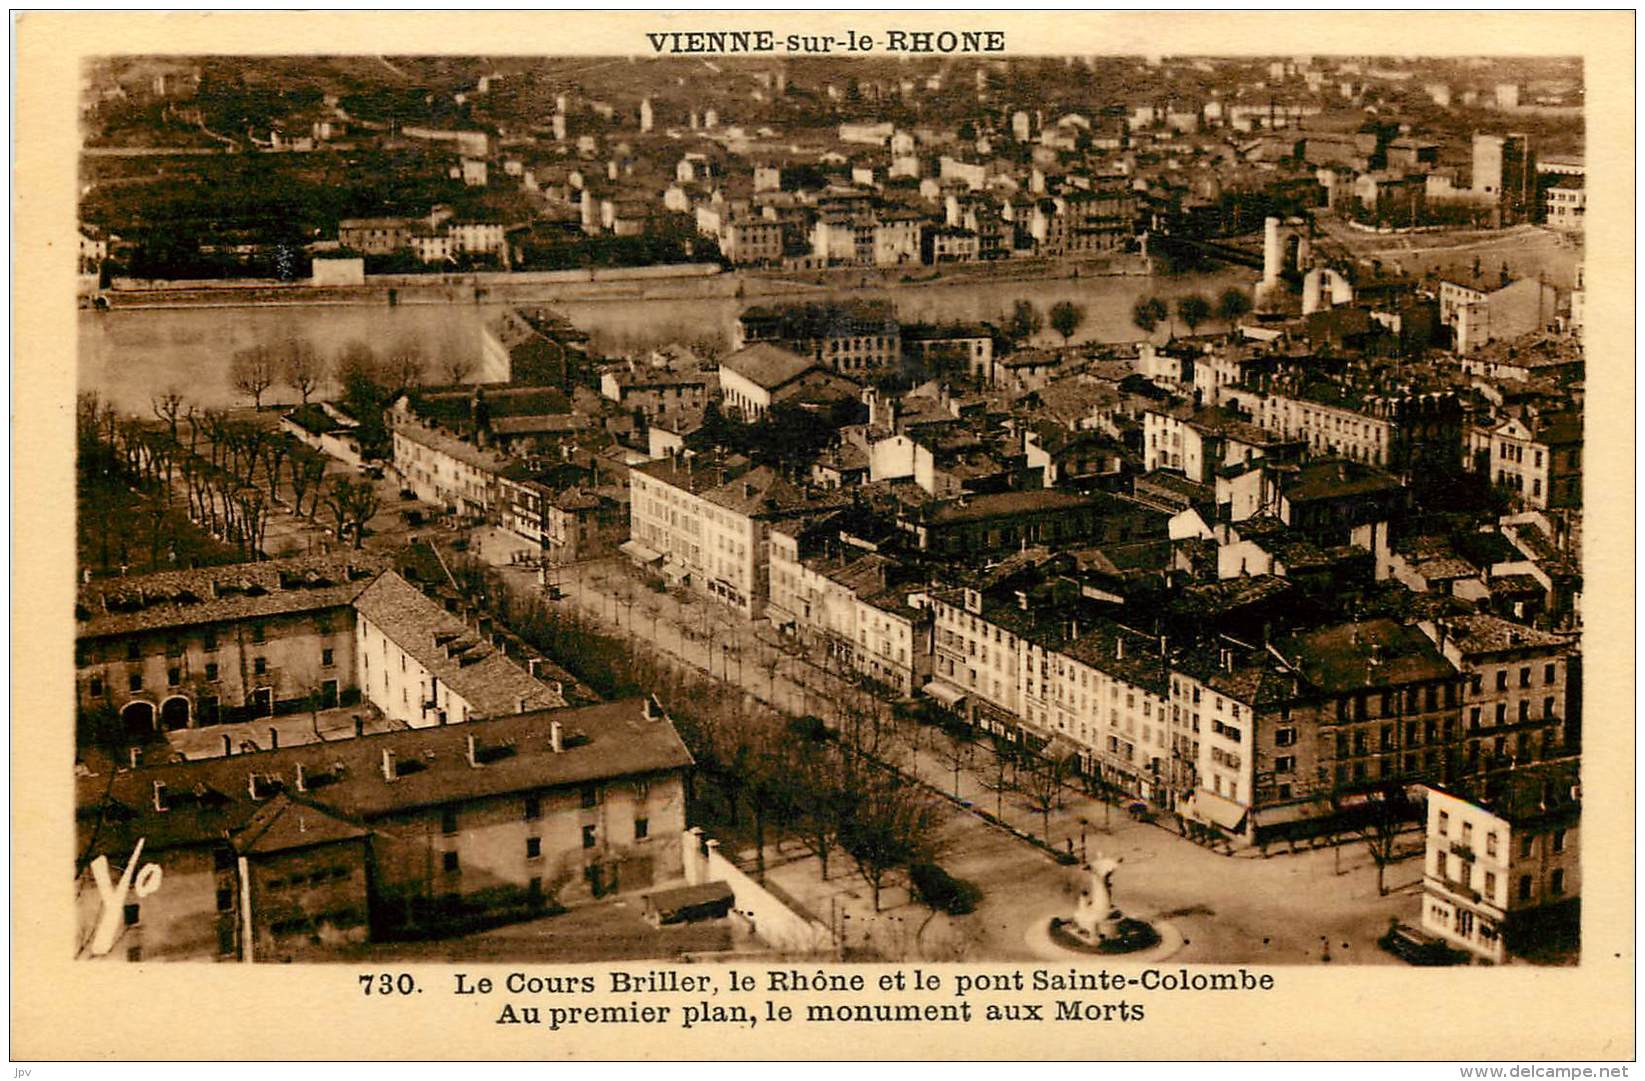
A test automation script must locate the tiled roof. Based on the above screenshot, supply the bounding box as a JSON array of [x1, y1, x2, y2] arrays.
[[77, 699, 693, 855], [1272, 619, 1456, 693], [352, 572, 565, 719], [234, 792, 370, 855], [719, 343, 818, 391], [393, 419, 511, 475], [1434, 614, 1571, 655], [77, 555, 382, 639]]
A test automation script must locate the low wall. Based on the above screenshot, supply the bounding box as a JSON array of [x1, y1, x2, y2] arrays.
[[681, 827, 834, 956]]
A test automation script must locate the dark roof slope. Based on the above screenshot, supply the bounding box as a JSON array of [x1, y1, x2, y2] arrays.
[[77, 555, 382, 638], [77, 699, 692, 855]]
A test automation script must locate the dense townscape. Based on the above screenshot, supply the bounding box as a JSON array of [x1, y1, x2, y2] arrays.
[[76, 54, 1582, 970]]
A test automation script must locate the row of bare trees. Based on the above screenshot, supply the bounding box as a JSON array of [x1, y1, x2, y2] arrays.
[[227, 333, 484, 411], [82, 387, 387, 561], [462, 556, 950, 914]]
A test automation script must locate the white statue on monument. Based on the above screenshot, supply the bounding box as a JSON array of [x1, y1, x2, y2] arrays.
[[1073, 854, 1123, 940]]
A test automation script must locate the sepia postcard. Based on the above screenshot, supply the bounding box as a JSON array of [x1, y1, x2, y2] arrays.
[[11, 8, 1635, 1063]]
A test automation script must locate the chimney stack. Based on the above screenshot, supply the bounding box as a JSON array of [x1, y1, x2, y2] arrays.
[[1115, 637, 1124, 660], [550, 721, 564, 753], [268, 727, 279, 751], [644, 694, 664, 722], [381, 749, 398, 781], [129, 747, 141, 770], [247, 772, 261, 800], [354, 716, 365, 738], [222, 734, 233, 757], [294, 763, 307, 792], [152, 781, 168, 812], [466, 734, 479, 768]]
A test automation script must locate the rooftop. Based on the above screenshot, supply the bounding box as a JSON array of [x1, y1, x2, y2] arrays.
[[1433, 613, 1571, 656], [76, 698, 692, 856], [352, 572, 565, 719], [77, 554, 381, 639], [1272, 619, 1456, 693], [719, 343, 819, 391]]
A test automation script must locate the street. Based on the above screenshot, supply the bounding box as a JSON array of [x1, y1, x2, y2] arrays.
[[478, 541, 1423, 964]]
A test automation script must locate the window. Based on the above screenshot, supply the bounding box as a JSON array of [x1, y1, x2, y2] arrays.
[[1552, 829, 1566, 853], [1518, 875, 1533, 901], [1495, 670, 1508, 691], [1544, 663, 1556, 685], [251, 624, 266, 645], [635, 817, 650, 840], [129, 673, 142, 692], [204, 628, 218, 652], [1486, 832, 1498, 857], [1275, 727, 1296, 747], [1519, 667, 1531, 688], [441, 809, 458, 835], [442, 851, 460, 874], [205, 662, 218, 682], [168, 667, 180, 687], [1550, 869, 1566, 896], [524, 797, 541, 821], [322, 648, 335, 668], [89, 676, 104, 697], [525, 837, 542, 860], [126, 641, 141, 661], [581, 785, 600, 809], [216, 886, 235, 912], [1462, 821, 1474, 845], [124, 903, 140, 926], [1438, 851, 1448, 878], [582, 825, 597, 849], [253, 657, 267, 676], [1275, 756, 1295, 774], [1484, 871, 1497, 898], [1438, 811, 1450, 836]]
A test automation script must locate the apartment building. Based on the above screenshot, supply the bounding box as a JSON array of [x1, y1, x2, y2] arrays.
[[734, 302, 902, 375], [390, 417, 511, 519], [75, 555, 379, 736], [1488, 411, 1582, 510], [767, 534, 932, 697], [1424, 614, 1576, 773], [628, 456, 841, 618], [352, 571, 565, 729], [1422, 761, 1580, 963]]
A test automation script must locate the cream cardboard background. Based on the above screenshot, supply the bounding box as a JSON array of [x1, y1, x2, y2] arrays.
[[12, 10, 1634, 1061]]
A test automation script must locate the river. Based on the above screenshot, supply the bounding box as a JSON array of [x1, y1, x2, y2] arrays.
[[79, 267, 1251, 412]]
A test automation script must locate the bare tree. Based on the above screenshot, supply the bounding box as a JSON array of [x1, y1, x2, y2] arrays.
[[1018, 750, 1068, 841], [789, 740, 853, 881], [150, 389, 187, 441], [382, 339, 428, 389], [1356, 784, 1411, 897], [839, 767, 944, 912], [282, 340, 328, 404], [288, 446, 327, 519], [230, 346, 277, 410], [936, 725, 976, 798], [441, 352, 476, 386], [324, 477, 382, 549]]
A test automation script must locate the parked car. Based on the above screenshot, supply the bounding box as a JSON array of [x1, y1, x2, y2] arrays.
[[1379, 923, 1467, 966]]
